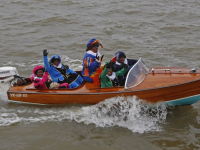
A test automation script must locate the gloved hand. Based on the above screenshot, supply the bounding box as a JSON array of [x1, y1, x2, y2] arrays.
[[101, 55, 104, 61], [63, 64, 69, 70], [43, 49, 49, 56], [106, 61, 115, 69], [95, 54, 100, 62], [121, 63, 128, 69]]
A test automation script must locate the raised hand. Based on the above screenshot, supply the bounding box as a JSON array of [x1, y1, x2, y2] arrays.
[[43, 49, 49, 56], [101, 55, 104, 61], [106, 61, 115, 69], [96, 54, 100, 61]]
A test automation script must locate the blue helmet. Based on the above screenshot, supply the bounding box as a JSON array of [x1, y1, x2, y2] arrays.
[[115, 51, 126, 60]]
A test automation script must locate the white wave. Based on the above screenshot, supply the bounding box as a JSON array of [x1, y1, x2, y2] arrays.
[[0, 106, 72, 126], [0, 96, 167, 133], [70, 96, 167, 133], [3, 61, 26, 67], [0, 89, 9, 102], [0, 112, 20, 126], [61, 55, 83, 71]]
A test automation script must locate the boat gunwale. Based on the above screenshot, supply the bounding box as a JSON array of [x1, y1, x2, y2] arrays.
[[7, 78, 200, 95]]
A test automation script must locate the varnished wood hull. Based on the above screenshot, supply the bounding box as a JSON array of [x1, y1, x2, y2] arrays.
[[7, 67, 200, 106]]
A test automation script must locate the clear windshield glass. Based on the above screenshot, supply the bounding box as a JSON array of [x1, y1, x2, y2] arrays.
[[125, 58, 150, 89]]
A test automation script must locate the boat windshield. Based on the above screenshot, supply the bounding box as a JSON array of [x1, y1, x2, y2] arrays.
[[125, 58, 150, 89]]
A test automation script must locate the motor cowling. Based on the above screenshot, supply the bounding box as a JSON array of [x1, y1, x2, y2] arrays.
[[0, 67, 19, 91]]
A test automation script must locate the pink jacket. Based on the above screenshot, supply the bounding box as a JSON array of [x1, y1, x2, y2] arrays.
[[31, 72, 50, 89], [31, 72, 69, 89]]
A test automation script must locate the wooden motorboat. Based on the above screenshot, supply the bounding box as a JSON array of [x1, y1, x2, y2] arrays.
[[1, 58, 200, 106]]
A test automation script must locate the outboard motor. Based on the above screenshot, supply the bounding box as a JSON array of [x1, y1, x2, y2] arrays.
[[0, 66, 19, 92]]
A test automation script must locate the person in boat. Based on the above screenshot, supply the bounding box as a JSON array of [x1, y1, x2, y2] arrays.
[[114, 51, 138, 86], [99, 57, 129, 88], [31, 65, 69, 89], [82, 38, 104, 84], [43, 50, 84, 89], [13, 77, 31, 86]]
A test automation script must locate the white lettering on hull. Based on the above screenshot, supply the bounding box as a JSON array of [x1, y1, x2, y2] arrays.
[[10, 94, 28, 97]]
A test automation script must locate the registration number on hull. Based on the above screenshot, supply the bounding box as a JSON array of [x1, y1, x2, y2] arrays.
[[10, 94, 28, 97]]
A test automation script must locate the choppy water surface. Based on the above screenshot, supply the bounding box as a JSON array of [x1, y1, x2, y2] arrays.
[[0, 0, 200, 149]]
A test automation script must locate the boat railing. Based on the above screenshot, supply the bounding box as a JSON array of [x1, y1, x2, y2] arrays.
[[124, 58, 150, 90]]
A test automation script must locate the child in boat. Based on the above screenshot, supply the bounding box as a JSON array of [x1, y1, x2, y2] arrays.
[[43, 50, 84, 89], [114, 51, 138, 86], [31, 65, 69, 89], [82, 38, 104, 84], [99, 57, 129, 88]]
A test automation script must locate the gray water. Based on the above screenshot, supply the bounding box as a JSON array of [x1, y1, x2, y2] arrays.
[[0, 0, 200, 149]]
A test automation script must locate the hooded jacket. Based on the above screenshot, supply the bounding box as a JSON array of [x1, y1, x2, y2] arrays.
[[31, 66, 52, 89], [43, 55, 83, 89]]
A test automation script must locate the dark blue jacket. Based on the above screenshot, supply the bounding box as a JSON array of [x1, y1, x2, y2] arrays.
[[114, 59, 137, 86]]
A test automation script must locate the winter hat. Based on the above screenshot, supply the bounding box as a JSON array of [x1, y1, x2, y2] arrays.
[[87, 38, 104, 48], [33, 65, 45, 75]]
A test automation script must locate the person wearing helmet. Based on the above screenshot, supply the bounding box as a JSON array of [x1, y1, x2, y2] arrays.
[[82, 38, 104, 84], [43, 50, 83, 89]]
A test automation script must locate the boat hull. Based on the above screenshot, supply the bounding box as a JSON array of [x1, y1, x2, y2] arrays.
[[7, 67, 200, 106], [165, 94, 200, 107], [7, 79, 200, 106]]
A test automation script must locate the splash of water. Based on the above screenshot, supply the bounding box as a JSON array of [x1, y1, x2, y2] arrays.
[[70, 96, 167, 133], [0, 89, 9, 102], [0, 96, 167, 133]]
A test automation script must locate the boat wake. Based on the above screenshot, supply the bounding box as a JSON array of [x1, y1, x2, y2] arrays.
[[71, 96, 167, 133], [0, 95, 167, 133], [0, 89, 9, 102]]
